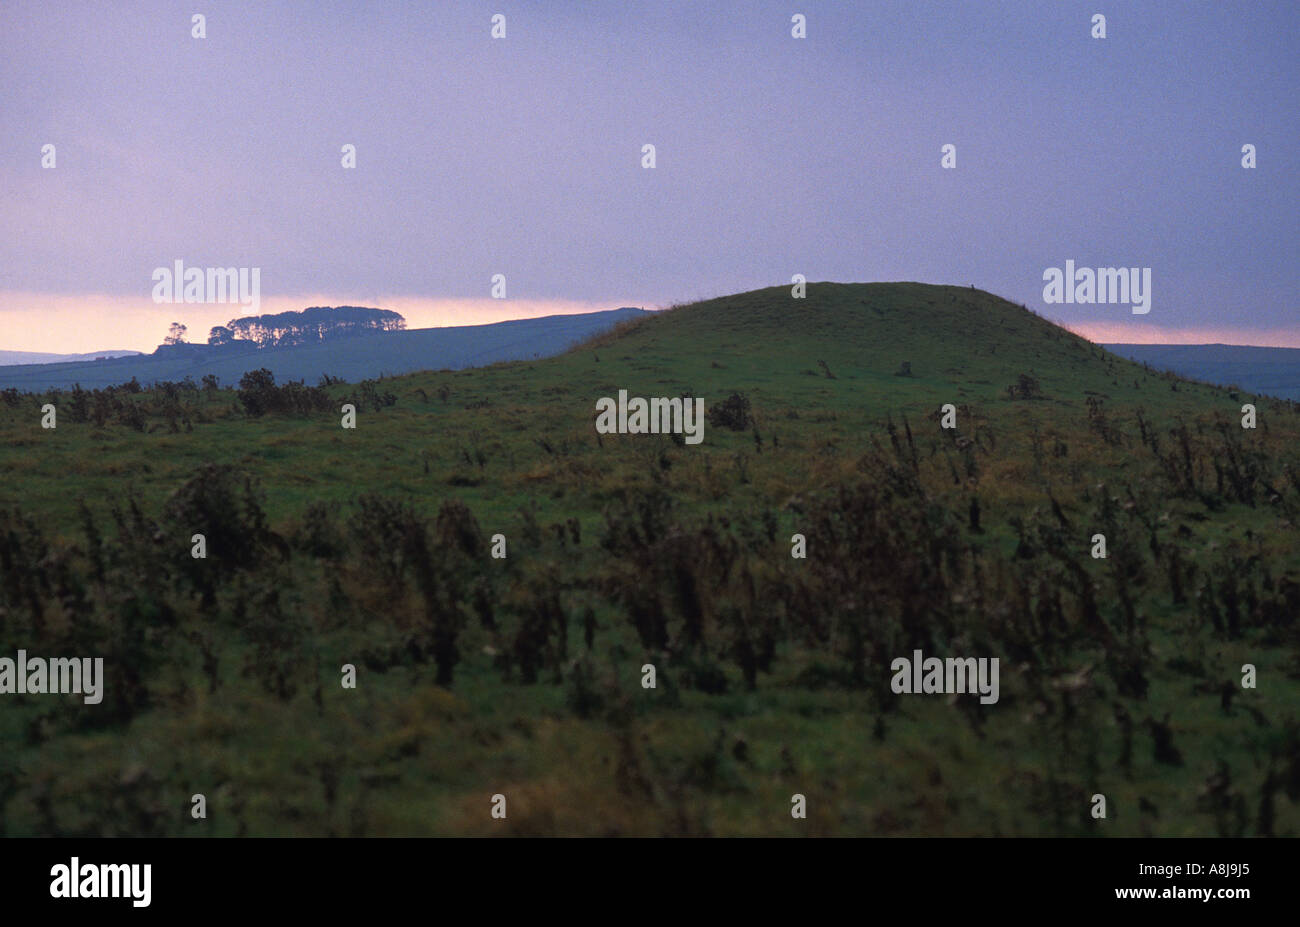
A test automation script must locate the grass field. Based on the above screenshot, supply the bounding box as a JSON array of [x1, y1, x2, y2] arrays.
[[1, 282, 1297, 836]]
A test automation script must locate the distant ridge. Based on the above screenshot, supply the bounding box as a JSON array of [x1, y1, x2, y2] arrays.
[[0, 308, 647, 392], [0, 349, 142, 367], [1102, 343, 1300, 401]]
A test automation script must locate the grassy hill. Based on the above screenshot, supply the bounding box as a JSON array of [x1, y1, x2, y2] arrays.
[[0, 282, 1297, 836]]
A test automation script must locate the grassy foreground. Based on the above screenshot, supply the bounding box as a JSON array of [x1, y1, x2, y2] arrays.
[[1, 282, 1297, 836]]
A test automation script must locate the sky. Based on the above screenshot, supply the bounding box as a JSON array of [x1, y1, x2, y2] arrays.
[[1, 0, 1296, 353]]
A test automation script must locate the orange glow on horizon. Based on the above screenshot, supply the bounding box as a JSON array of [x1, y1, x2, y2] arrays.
[[0, 292, 645, 355], [1062, 320, 1300, 349]]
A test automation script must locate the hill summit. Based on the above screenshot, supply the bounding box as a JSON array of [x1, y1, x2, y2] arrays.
[[556, 282, 1237, 417]]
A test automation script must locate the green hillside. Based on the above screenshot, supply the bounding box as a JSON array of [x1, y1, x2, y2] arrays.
[[3, 283, 1263, 530], [1, 282, 1297, 836]]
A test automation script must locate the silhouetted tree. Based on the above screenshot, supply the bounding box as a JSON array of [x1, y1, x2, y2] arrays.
[[222, 306, 406, 348]]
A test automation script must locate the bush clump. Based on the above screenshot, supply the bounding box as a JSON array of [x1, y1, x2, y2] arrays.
[[707, 392, 752, 431], [236, 368, 332, 417]]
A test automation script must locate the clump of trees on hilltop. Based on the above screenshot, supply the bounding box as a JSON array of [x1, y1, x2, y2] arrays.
[[207, 306, 406, 349]]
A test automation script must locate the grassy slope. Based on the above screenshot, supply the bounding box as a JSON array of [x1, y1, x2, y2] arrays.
[[1, 282, 1297, 836]]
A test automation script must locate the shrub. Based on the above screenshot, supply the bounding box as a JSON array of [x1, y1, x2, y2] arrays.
[[237, 368, 332, 417], [707, 392, 752, 431], [1008, 373, 1041, 399]]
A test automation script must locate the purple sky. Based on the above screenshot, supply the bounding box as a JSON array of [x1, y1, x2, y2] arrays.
[[1, 0, 1296, 352]]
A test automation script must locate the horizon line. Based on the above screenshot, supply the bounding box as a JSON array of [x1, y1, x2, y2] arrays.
[[1, 290, 1298, 353]]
